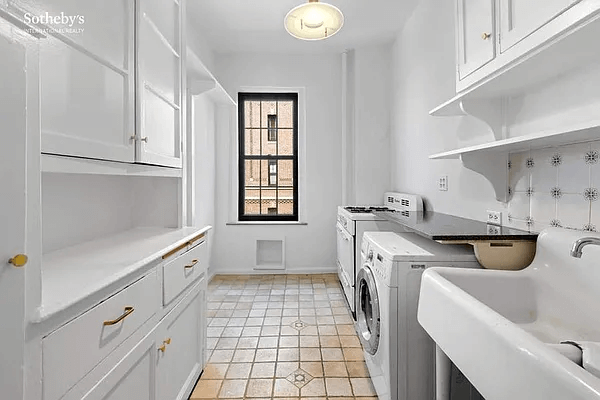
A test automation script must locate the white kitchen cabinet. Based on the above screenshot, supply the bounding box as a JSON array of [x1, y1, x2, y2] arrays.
[[66, 327, 159, 400], [136, 0, 183, 168], [33, 0, 136, 162], [0, 12, 39, 400], [456, 0, 495, 79], [499, 0, 581, 52], [156, 280, 205, 400]]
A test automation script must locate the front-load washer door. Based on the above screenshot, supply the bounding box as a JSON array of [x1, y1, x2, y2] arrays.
[[356, 266, 380, 355]]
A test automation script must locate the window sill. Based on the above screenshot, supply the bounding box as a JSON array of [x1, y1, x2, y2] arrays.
[[226, 221, 308, 226]]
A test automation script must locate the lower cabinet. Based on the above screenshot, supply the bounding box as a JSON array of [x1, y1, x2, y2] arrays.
[[157, 280, 205, 400], [60, 278, 206, 400], [61, 323, 160, 400]]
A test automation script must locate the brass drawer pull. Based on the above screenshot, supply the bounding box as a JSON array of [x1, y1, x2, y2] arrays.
[[103, 307, 134, 326], [184, 259, 198, 269]]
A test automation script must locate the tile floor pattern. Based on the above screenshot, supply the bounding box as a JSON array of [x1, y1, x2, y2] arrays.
[[189, 274, 378, 400]]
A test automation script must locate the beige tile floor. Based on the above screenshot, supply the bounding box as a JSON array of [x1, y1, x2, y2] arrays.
[[189, 274, 378, 400]]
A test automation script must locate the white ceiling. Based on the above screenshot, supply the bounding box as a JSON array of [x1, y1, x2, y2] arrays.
[[187, 0, 418, 54]]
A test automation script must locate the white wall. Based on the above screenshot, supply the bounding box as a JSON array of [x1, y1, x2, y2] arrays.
[[391, 0, 504, 220], [353, 44, 393, 205], [211, 52, 343, 274], [391, 0, 600, 230], [42, 174, 179, 254], [193, 95, 217, 230]]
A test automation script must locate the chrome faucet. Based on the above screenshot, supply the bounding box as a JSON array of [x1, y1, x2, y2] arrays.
[[570, 237, 600, 258]]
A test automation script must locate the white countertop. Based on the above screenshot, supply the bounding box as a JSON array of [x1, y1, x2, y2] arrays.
[[39, 226, 210, 323]]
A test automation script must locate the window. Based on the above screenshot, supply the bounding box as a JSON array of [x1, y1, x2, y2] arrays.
[[267, 115, 277, 141], [238, 92, 299, 221], [268, 160, 277, 186]]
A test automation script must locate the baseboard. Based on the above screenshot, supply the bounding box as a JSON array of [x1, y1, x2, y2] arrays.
[[211, 266, 337, 276]]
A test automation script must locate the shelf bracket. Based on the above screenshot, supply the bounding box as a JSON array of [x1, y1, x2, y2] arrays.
[[459, 98, 504, 141], [461, 152, 509, 203]]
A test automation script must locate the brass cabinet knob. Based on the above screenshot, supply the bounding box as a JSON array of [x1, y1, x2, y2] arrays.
[[8, 254, 28, 267], [140, 137, 149, 143], [482, 32, 491, 40], [164, 338, 171, 345], [158, 344, 166, 353]]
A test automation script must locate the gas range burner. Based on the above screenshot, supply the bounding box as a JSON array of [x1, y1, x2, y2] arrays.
[[344, 206, 393, 214]]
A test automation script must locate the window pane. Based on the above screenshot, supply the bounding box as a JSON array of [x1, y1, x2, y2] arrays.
[[278, 160, 294, 187], [244, 160, 260, 186], [277, 189, 294, 215], [278, 101, 294, 128], [244, 101, 261, 128], [261, 189, 277, 215], [261, 101, 277, 128], [244, 129, 261, 155], [244, 189, 260, 215], [278, 129, 294, 156], [261, 129, 277, 156]]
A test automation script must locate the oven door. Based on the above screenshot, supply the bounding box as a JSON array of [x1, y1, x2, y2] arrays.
[[356, 265, 380, 355], [336, 222, 355, 311]]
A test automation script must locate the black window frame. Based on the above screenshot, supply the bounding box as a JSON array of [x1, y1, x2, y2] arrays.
[[238, 92, 299, 222]]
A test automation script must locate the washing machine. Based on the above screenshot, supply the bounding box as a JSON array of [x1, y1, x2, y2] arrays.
[[356, 231, 480, 400]]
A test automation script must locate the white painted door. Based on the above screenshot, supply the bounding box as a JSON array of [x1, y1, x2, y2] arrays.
[[500, 0, 581, 52], [157, 283, 203, 400], [456, 0, 495, 79], [136, 0, 183, 168], [76, 330, 158, 400], [0, 11, 39, 400], [15, 0, 137, 162]]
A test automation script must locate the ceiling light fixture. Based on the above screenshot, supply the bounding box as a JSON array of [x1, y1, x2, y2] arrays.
[[284, 0, 344, 41]]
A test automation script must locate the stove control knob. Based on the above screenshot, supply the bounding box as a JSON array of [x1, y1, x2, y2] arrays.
[[367, 250, 373, 262]]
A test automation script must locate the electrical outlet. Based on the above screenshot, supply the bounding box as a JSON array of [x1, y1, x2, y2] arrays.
[[487, 224, 500, 235], [438, 176, 448, 191], [487, 210, 502, 226]]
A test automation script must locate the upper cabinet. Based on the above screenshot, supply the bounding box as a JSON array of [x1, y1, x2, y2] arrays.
[[456, 0, 495, 79], [499, 0, 580, 52], [452, 0, 600, 93], [36, 0, 135, 163], [9, 0, 183, 168], [136, 0, 183, 168]]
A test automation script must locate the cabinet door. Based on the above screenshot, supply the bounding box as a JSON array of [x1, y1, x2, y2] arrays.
[[74, 330, 158, 400], [456, 0, 495, 79], [500, 0, 581, 52], [136, 0, 183, 168], [0, 12, 39, 400], [157, 282, 204, 400], [19, 0, 136, 162]]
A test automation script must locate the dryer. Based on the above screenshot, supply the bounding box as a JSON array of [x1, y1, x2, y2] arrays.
[[356, 231, 480, 400]]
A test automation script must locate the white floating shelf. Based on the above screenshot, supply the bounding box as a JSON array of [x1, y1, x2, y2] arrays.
[[430, 121, 600, 160], [41, 154, 183, 178], [187, 47, 236, 106]]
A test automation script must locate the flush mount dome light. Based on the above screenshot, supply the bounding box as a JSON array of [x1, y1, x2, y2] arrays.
[[285, 0, 344, 41]]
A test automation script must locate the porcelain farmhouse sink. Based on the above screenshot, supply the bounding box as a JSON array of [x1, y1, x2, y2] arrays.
[[418, 228, 600, 400]]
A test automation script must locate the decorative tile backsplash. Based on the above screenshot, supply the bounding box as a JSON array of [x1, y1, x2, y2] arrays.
[[508, 140, 600, 233]]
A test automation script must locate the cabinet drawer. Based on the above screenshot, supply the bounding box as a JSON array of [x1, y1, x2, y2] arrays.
[[163, 238, 207, 305], [43, 270, 160, 400]]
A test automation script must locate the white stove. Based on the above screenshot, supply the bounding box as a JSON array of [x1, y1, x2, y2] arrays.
[[336, 192, 423, 316]]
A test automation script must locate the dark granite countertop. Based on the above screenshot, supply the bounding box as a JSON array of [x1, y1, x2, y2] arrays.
[[373, 211, 538, 241]]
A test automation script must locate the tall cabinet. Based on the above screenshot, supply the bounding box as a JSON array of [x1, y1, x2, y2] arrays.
[[0, 0, 208, 399]]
